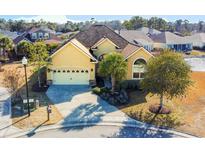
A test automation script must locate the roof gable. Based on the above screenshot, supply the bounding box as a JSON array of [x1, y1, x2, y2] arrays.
[[50, 39, 97, 62], [91, 37, 119, 49], [123, 45, 154, 60]]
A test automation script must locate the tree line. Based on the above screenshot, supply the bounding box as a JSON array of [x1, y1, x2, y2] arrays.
[[122, 16, 205, 36], [0, 16, 205, 35]]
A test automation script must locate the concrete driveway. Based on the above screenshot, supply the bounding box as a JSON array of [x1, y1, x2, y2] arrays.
[[46, 85, 132, 125], [44, 85, 193, 138], [46, 85, 90, 104]]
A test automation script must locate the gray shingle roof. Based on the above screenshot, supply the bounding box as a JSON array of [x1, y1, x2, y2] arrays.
[[28, 27, 56, 34], [151, 32, 191, 44], [0, 29, 18, 39], [116, 30, 153, 46], [186, 33, 205, 43], [136, 27, 161, 35]]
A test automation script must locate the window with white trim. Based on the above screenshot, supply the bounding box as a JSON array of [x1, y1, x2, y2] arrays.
[[38, 32, 43, 39], [31, 33, 37, 39], [132, 58, 146, 79], [44, 33, 49, 39]]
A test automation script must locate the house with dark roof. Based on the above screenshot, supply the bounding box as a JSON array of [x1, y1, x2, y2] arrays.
[[116, 30, 154, 51], [186, 33, 205, 49], [47, 24, 154, 85], [150, 32, 193, 52], [13, 27, 62, 45]]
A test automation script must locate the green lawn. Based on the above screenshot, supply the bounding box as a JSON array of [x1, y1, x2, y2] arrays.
[[191, 50, 205, 56], [0, 33, 4, 38]]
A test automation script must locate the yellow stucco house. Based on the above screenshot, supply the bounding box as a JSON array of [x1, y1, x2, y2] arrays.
[[47, 25, 154, 85]]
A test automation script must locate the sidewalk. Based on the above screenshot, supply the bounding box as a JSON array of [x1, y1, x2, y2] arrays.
[[0, 87, 21, 137]]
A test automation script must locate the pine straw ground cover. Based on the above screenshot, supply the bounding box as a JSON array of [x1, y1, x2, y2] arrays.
[[119, 72, 205, 137], [12, 104, 62, 130], [0, 62, 63, 130]]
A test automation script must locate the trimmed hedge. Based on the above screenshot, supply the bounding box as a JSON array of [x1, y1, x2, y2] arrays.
[[193, 46, 205, 51], [119, 80, 141, 90]]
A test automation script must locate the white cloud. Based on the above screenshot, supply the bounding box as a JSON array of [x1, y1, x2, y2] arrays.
[[17, 15, 70, 24]]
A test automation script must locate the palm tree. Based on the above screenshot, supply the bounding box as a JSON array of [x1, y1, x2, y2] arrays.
[[0, 37, 14, 60], [98, 52, 127, 93]]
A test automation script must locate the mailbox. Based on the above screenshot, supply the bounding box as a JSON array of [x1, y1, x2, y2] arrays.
[[47, 105, 52, 114]]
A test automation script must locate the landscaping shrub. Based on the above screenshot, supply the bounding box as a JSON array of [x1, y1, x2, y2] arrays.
[[92, 87, 111, 95], [119, 80, 140, 90], [100, 87, 111, 93], [193, 46, 205, 51], [92, 87, 101, 95]]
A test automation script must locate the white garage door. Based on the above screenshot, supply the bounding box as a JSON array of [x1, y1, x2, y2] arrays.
[[52, 68, 89, 85]]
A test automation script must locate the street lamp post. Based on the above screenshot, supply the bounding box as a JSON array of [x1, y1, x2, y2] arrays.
[[22, 56, 30, 116]]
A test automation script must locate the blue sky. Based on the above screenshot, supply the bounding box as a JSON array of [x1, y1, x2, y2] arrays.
[[0, 15, 205, 23]]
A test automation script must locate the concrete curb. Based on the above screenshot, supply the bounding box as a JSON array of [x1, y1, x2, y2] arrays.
[[6, 120, 197, 138]]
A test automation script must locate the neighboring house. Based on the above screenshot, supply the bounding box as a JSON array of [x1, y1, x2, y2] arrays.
[[150, 32, 193, 52], [116, 30, 154, 51], [13, 27, 62, 45], [13, 27, 62, 57], [0, 29, 19, 39], [47, 24, 153, 85], [136, 27, 161, 36], [186, 33, 205, 49]]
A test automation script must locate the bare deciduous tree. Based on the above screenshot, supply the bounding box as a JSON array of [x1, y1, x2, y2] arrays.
[[3, 68, 24, 96]]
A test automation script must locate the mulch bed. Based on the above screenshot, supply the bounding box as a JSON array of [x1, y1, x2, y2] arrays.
[[32, 82, 49, 92]]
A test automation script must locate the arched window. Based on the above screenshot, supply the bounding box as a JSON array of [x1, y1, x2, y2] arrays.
[[134, 58, 146, 65], [133, 58, 146, 79]]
